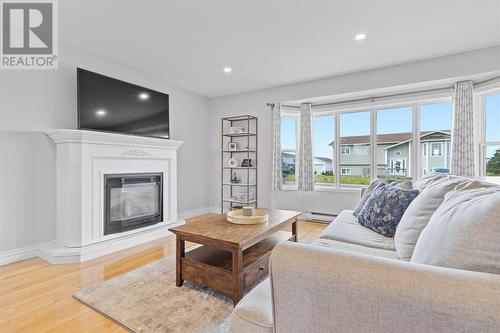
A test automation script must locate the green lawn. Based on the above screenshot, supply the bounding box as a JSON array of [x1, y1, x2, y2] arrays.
[[283, 174, 411, 186]]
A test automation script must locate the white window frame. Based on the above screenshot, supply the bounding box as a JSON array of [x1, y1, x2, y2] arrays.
[[313, 114, 335, 186], [430, 142, 443, 157], [477, 87, 500, 177], [280, 111, 300, 190], [340, 146, 351, 155], [340, 168, 352, 175], [309, 94, 452, 190]]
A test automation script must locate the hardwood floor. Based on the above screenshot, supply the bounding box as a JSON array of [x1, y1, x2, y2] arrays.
[[0, 215, 325, 333]]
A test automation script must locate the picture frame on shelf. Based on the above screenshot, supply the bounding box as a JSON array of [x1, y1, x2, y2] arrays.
[[228, 142, 238, 151], [241, 159, 252, 167]]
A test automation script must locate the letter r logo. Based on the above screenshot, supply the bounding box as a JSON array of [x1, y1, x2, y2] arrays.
[[2, 2, 53, 54]]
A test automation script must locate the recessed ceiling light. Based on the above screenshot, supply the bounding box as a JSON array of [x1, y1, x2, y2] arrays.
[[139, 92, 150, 100], [355, 33, 366, 40], [223, 67, 232, 73], [96, 109, 107, 117]]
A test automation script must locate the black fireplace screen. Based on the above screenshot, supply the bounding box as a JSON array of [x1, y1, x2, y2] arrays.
[[104, 173, 163, 235]]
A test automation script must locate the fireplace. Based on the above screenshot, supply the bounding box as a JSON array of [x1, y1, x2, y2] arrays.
[[104, 173, 163, 235]]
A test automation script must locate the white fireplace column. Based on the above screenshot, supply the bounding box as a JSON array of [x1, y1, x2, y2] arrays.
[[41, 129, 183, 264]]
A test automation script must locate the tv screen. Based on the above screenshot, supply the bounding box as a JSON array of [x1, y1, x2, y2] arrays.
[[77, 68, 169, 139]]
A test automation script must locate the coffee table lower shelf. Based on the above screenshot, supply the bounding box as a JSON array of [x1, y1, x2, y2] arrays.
[[179, 230, 293, 302]]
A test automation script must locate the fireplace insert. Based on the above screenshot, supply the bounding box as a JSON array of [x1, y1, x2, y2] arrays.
[[104, 173, 163, 235]]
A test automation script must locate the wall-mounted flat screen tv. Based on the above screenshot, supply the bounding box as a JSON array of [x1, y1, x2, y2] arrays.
[[77, 68, 170, 139]]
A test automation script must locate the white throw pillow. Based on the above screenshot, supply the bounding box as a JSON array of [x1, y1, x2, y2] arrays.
[[395, 178, 489, 261], [411, 187, 500, 275]]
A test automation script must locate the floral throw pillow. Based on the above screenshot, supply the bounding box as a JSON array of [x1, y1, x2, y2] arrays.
[[357, 184, 419, 237]]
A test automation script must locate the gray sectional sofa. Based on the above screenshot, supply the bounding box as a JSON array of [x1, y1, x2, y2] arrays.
[[228, 174, 500, 333]]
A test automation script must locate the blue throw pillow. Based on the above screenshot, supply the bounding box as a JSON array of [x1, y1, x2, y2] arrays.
[[357, 184, 419, 237]]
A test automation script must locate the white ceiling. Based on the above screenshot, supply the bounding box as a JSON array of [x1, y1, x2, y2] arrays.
[[61, 0, 500, 98]]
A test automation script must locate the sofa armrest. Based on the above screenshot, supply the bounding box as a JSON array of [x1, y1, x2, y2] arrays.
[[269, 242, 500, 333]]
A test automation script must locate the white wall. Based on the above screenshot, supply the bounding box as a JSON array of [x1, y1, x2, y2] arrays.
[[208, 46, 500, 214], [0, 46, 210, 253]]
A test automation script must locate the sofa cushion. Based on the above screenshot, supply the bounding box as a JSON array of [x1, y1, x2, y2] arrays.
[[395, 177, 492, 261], [228, 279, 273, 333], [357, 184, 419, 237], [319, 210, 396, 251], [413, 172, 447, 192], [411, 187, 500, 274], [311, 239, 398, 259], [353, 180, 413, 217], [353, 180, 383, 217]]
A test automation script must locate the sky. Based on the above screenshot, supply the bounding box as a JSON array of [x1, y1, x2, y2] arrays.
[[486, 94, 500, 143], [282, 102, 455, 158]]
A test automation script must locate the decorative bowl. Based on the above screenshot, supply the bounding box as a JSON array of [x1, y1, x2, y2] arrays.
[[226, 209, 268, 225]]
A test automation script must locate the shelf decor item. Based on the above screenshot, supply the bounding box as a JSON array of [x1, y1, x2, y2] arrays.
[[228, 142, 238, 151], [226, 209, 269, 225], [230, 172, 241, 184], [221, 115, 258, 213], [241, 159, 252, 167], [235, 191, 254, 201], [242, 206, 255, 217], [228, 158, 238, 168], [229, 126, 245, 134]]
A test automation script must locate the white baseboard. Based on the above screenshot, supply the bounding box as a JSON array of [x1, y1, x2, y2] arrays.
[[0, 245, 39, 266], [0, 207, 222, 266], [38, 221, 184, 264]]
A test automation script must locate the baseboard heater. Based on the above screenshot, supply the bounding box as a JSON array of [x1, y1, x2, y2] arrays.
[[303, 212, 337, 224]]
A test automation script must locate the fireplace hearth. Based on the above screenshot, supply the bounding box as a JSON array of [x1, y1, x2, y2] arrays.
[[104, 173, 163, 235], [44, 129, 183, 264]]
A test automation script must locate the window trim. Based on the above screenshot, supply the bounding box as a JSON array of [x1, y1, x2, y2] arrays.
[[280, 94, 455, 191], [280, 112, 300, 189], [479, 88, 500, 177]]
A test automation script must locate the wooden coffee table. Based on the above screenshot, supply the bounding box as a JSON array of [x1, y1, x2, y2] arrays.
[[168, 209, 301, 304]]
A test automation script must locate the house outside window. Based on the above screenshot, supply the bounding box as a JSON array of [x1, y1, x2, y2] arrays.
[[340, 146, 351, 155], [341, 168, 351, 175], [278, 95, 457, 190]]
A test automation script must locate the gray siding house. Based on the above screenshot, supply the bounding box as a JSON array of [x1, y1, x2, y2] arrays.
[[332, 131, 451, 178]]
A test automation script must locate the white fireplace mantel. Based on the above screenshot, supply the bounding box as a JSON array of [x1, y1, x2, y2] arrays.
[[40, 129, 184, 264]]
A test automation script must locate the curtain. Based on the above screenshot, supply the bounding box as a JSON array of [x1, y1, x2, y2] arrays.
[[451, 80, 475, 177], [271, 103, 282, 191], [298, 103, 314, 191]]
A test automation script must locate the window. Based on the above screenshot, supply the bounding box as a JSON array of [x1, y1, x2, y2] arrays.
[[340, 146, 351, 155], [431, 143, 442, 157], [279, 95, 457, 191], [313, 115, 335, 185], [377, 106, 413, 182], [341, 168, 352, 175], [280, 116, 298, 185], [484, 93, 500, 176], [340, 111, 371, 186], [420, 102, 452, 175]]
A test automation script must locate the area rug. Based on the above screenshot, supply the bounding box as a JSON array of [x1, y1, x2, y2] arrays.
[[73, 255, 233, 333]]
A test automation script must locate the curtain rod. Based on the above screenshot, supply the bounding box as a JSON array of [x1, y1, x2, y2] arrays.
[[267, 75, 500, 109]]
